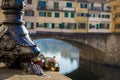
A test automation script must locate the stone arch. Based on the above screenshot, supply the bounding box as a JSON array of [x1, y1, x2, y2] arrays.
[[32, 37, 105, 65]]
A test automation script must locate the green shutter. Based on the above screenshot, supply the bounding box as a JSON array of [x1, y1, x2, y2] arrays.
[[61, 23, 64, 29], [44, 12, 46, 17], [99, 14, 101, 18], [59, 24, 61, 28], [55, 12, 60, 18], [74, 23, 77, 29], [96, 24, 99, 29], [102, 3, 104, 11], [89, 24, 91, 29], [36, 22, 39, 27], [108, 15, 110, 18], [52, 23, 54, 28], [71, 12, 74, 18], [54, 2, 59, 10], [65, 12, 68, 17], [107, 24, 109, 29], [100, 23, 102, 29], [68, 23, 70, 29], [67, 3, 72, 8], [47, 12, 51, 17], [44, 23, 47, 28], [102, 15, 104, 18]]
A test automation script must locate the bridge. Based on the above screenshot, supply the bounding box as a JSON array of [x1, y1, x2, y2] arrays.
[[31, 32, 120, 67]]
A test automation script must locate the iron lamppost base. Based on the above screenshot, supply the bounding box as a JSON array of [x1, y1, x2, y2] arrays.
[[0, 0, 40, 68]]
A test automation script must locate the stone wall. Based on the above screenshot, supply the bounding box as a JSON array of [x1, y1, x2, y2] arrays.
[[31, 32, 120, 66]]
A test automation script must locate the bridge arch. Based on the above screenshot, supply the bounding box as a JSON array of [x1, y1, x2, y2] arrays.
[[31, 36, 105, 65], [30, 32, 120, 66]]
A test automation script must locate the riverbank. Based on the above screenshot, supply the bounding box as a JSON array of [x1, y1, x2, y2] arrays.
[[0, 63, 71, 80]]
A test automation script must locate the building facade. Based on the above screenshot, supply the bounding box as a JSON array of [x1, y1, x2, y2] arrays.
[[0, 0, 4, 24], [35, 0, 76, 33], [88, 0, 112, 33], [75, 0, 89, 33], [24, 0, 38, 33], [0, 0, 118, 33], [109, 0, 120, 32]]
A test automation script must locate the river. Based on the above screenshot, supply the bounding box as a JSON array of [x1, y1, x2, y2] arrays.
[[33, 38, 120, 80]]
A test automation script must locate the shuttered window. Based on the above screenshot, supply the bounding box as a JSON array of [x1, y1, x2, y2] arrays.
[[25, 10, 34, 16], [71, 12, 74, 18], [66, 3, 72, 8], [25, 22, 34, 29], [54, 2, 59, 10], [64, 12, 68, 17], [55, 12, 60, 18], [27, 0, 32, 4]]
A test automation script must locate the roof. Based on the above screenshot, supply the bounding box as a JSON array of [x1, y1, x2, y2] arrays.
[[87, 0, 107, 3], [76, 0, 88, 3]]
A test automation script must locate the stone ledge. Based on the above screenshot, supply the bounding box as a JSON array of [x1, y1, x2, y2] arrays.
[[5, 72, 71, 80], [0, 63, 71, 80]]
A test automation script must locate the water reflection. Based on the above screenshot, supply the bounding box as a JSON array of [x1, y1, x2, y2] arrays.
[[34, 38, 79, 74], [34, 38, 120, 80]]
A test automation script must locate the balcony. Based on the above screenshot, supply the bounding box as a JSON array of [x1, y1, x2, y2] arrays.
[[37, 6, 46, 10], [63, 7, 75, 11], [89, 7, 111, 12]]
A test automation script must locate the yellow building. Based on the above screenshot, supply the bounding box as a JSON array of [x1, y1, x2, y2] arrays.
[[35, 0, 76, 33], [75, 0, 89, 33], [109, 0, 120, 32], [0, 0, 5, 24], [114, 0, 120, 32]]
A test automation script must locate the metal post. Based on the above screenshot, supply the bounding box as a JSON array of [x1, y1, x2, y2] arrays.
[[0, 0, 40, 67]]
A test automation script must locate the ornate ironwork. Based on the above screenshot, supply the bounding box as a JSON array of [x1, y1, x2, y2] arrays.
[[0, 0, 40, 67]]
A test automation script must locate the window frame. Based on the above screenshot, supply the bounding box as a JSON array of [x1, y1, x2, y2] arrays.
[[66, 2, 72, 8], [27, 0, 32, 4], [55, 12, 60, 18]]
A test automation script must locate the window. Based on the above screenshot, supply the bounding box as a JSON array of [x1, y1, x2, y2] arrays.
[[38, 1, 46, 9], [66, 2, 72, 8], [78, 23, 86, 29], [47, 23, 52, 28], [69, 23, 75, 29], [25, 10, 34, 16], [77, 13, 81, 17], [54, 2, 59, 10], [64, 23, 69, 29], [96, 24, 99, 29], [54, 23, 60, 28], [88, 14, 91, 17], [116, 14, 120, 18], [47, 12, 52, 17], [39, 12, 46, 17], [106, 15, 110, 18], [99, 14, 101, 18], [55, 12, 60, 18], [60, 23, 64, 29], [80, 3, 87, 8], [102, 14, 105, 18], [107, 24, 109, 29], [77, 13, 88, 17], [99, 23, 109, 29], [71, 12, 74, 18], [89, 24, 95, 29], [64, 12, 68, 17], [93, 14, 95, 17], [25, 22, 33, 29], [115, 24, 120, 29], [27, 0, 32, 4], [44, 23, 52, 28], [36, 22, 44, 28], [81, 13, 84, 17]]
